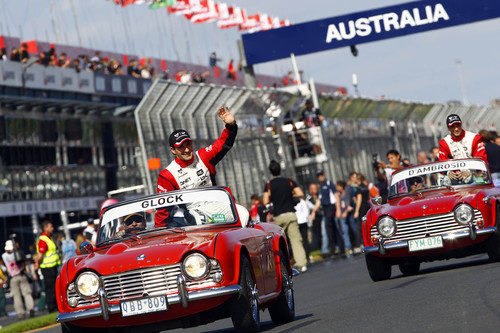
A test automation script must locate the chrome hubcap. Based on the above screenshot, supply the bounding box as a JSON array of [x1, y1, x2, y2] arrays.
[[283, 268, 294, 310], [250, 284, 259, 322]]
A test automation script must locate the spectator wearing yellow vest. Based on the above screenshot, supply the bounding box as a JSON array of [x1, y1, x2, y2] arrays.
[[34, 221, 61, 313]]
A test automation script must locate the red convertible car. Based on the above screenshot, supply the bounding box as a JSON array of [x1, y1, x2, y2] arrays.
[[363, 158, 500, 281], [56, 187, 296, 332]]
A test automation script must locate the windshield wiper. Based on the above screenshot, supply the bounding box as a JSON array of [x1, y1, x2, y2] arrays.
[[97, 233, 141, 247]]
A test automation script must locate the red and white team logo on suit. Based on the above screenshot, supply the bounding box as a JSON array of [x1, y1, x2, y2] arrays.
[[161, 152, 211, 191], [438, 130, 487, 163], [155, 123, 238, 227]]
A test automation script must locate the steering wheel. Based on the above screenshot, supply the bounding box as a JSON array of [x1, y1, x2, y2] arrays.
[[125, 227, 145, 234]]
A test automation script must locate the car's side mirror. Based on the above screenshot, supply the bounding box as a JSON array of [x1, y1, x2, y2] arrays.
[[235, 204, 250, 228], [371, 196, 382, 206], [80, 241, 94, 254]]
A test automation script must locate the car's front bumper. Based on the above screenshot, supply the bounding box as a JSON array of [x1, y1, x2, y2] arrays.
[[57, 275, 242, 324], [363, 226, 497, 255]]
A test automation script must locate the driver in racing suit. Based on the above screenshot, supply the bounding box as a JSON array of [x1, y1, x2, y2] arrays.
[[155, 106, 237, 227], [438, 114, 488, 182]]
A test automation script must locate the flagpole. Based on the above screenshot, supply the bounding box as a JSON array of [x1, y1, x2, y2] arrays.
[[166, 11, 181, 62], [50, 0, 61, 43], [70, 0, 83, 46], [181, 19, 193, 64], [187, 22, 201, 64]]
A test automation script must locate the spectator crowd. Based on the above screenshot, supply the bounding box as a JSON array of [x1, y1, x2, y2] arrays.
[[249, 125, 500, 272], [0, 217, 98, 320]]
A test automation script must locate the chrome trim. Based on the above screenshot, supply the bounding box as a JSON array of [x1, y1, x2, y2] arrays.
[[363, 226, 497, 254], [378, 238, 386, 255], [56, 285, 242, 323], [371, 197, 382, 206], [98, 289, 109, 321], [177, 275, 188, 308], [370, 210, 484, 244], [468, 222, 477, 241]]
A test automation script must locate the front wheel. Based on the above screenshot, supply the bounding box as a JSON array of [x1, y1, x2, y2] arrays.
[[365, 255, 391, 282], [230, 255, 260, 332], [398, 262, 420, 276], [269, 249, 295, 324]]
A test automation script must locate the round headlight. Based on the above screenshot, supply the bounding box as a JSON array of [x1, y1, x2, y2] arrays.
[[182, 253, 209, 280], [76, 272, 100, 298], [377, 216, 397, 237], [454, 204, 474, 225]]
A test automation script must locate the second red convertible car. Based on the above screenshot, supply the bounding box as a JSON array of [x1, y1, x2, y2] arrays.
[[363, 158, 500, 281], [56, 187, 296, 332]]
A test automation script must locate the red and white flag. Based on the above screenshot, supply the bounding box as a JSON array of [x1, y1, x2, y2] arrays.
[[217, 6, 243, 29], [181, 0, 205, 16], [239, 10, 261, 31], [167, 0, 190, 13], [190, 0, 218, 23]]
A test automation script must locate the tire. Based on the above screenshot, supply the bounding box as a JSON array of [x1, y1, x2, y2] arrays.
[[487, 204, 500, 261], [365, 254, 391, 282], [230, 256, 260, 332], [398, 262, 420, 276], [268, 249, 295, 324]]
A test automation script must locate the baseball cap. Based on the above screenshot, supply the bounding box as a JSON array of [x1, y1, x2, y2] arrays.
[[446, 114, 462, 127], [4, 240, 14, 251], [123, 213, 145, 226], [316, 169, 325, 176], [169, 129, 192, 148]]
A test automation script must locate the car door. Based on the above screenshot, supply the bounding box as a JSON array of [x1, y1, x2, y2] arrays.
[[249, 224, 276, 295]]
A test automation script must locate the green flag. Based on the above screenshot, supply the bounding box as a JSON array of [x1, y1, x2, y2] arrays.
[[149, 0, 172, 10]]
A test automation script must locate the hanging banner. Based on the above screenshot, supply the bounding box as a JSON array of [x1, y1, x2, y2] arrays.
[[241, 0, 500, 65]]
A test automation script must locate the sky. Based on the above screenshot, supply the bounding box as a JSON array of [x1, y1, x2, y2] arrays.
[[0, 0, 499, 105]]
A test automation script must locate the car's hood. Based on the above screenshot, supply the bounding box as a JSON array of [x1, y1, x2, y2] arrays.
[[372, 187, 482, 220], [67, 230, 221, 281]]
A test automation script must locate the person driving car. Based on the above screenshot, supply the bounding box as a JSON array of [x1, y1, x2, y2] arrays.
[[408, 177, 425, 192], [123, 213, 147, 235]]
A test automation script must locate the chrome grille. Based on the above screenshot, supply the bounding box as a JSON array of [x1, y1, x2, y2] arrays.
[[67, 263, 222, 307], [66, 286, 98, 307], [371, 209, 483, 244], [102, 263, 222, 302]]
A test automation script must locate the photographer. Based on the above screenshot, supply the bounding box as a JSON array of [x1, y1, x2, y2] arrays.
[[2, 238, 34, 319]]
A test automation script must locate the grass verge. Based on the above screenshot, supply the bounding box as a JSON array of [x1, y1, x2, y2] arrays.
[[0, 312, 59, 333]]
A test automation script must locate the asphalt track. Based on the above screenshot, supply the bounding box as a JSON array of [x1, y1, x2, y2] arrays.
[[41, 254, 500, 332]]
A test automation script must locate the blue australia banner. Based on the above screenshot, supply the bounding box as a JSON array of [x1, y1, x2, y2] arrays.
[[242, 0, 500, 65]]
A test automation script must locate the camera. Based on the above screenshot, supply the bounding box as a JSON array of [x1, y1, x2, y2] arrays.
[[9, 233, 25, 262]]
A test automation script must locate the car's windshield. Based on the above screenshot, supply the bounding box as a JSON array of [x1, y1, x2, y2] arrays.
[[389, 159, 491, 197], [97, 188, 236, 245]]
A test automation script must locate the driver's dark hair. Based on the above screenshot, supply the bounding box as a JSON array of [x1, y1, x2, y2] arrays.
[[387, 149, 400, 157], [269, 160, 281, 176]]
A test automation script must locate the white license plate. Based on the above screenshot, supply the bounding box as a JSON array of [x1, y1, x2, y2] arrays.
[[408, 236, 443, 252], [120, 295, 168, 317]]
